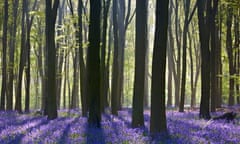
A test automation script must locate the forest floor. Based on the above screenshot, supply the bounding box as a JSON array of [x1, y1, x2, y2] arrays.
[[0, 106, 240, 144]]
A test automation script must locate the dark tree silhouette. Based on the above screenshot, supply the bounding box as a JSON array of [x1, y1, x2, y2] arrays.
[[45, 0, 59, 120], [132, 0, 148, 128], [150, 0, 169, 134], [197, 0, 211, 119], [87, 0, 101, 127]]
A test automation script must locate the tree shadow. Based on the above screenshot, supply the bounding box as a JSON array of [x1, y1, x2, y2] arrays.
[[0, 117, 49, 144], [85, 122, 106, 144], [57, 117, 80, 143]]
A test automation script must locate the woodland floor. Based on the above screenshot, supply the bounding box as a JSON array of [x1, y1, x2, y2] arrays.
[[0, 106, 240, 144]]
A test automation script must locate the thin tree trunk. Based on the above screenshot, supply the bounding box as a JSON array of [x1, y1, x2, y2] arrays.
[[16, 0, 27, 113], [0, 0, 8, 110], [226, 6, 234, 106], [210, 0, 218, 112], [100, 0, 111, 113], [179, 0, 191, 112], [7, 0, 19, 110], [78, 0, 87, 116]]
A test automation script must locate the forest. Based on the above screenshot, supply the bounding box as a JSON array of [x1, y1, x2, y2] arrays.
[[0, 0, 240, 143]]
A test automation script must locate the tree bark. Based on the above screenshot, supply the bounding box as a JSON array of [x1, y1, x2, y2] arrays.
[[132, 0, 148, 128], [0, 0, 8, 110], [87, 0, 101, 127], [197, 0, 211, 119], [226, 6, 234, 106], [150, 0, 169, 135], [7, 0, 19, 110], [45, 0, 59, 120], [16, 0, 27, 113]]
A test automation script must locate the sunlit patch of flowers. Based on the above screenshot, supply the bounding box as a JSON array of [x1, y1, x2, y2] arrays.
[[0, 109, 239, 143]]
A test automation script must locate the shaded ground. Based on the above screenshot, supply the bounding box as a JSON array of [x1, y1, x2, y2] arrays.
[[0, 107, 239, 144]]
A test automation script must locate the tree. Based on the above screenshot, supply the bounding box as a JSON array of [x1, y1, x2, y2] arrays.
[[87, 0, 101, 127], [150, 0, 169, 135], [132, 0, 148, 128], [7, 0, 19, 111], [0, 0, 8, 110], [77, 0, 87, 116], [210, 0, 219, 112], [100, 0, 111, 112], [16, 0, 27, 113], [45, 0, 59, 120], [197, 0, 211, 119], [226, 5, 234, 106], [111, 0, 133, 115]]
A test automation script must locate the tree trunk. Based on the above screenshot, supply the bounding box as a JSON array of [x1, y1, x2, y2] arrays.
[[234, 15, 240, 104], [16, 0, 27, 113], [226, 6, 234, 106], [150, 0, 169, 135], [7, 0, 19, 110], [87, 0, 101, 127], [210, 0, 218, 112], [45, 0, 59, 120], [132, 0, 148, 128], [174, 0, 181, 107], [78, 0, 87, 116], [0, 0, 8, 110], [100, 0, 111, 112], [179, 0, 190, 112], [56, 0, 65, 109], [111, 0, 120, 115], [197, 0, 211, 119]]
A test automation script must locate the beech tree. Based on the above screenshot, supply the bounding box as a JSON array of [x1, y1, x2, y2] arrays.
[[45, 0, 59, 120], [132, 0, 148, 128], [87, 0, 101, 127], [150, 0, 169, 134]]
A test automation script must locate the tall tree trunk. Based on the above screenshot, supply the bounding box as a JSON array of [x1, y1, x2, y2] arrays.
[[7, 0, 19, 110], [167, 0, 173, 107], [226, 6, 234, 106], [56, 0, 65, 109], [16, 0, 27, 113], [111, 0, 120, 115], [174, 0, 181, 107], [25, 0, 30, 113], [100, 0, 111, 112], [210, 0, 218, 112], [0, 0, 8, 110], [78, 0, 87, 116], [197, 0, 211, 119], [216, 6, 223, 107], [87, 0, 101, 127], [45, 0, 59, 120], [179, 0, 191, 112], [132, 0, 148, 128], [150, 0, 169, 135], [234, 15, 240, 104]]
